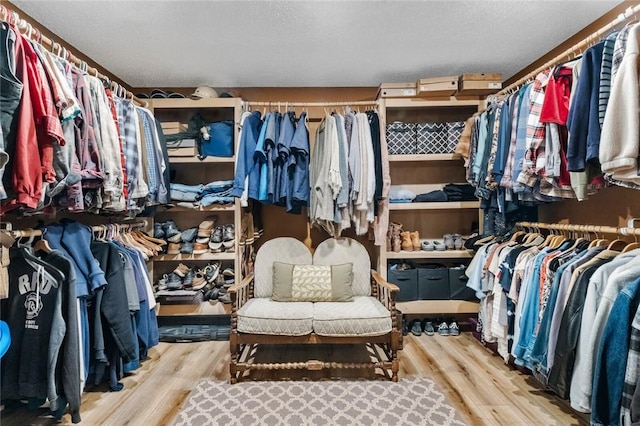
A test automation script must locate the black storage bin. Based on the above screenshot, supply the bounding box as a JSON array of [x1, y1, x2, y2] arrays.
[[449, 265, 478, 301], [417, 264, 449, 300], [387, 267, 418, 302]]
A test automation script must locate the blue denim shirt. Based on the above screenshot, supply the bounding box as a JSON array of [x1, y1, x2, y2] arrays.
[[512, 84, 533, 193], [232, 111, 262, 199], [255, 113, 271, 202], [591, 277, 640, 426], [289, 112, 310, 211]]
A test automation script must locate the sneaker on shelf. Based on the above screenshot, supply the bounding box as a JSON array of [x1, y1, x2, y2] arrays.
[[173, 263, 191, 277], [157, 274, 168, 291], [222, 224, 235, 251], [166, 273, 183, 290], [167, 242, 181, 255], [203, 287, 220, 302], [182, 269, 195, 288], [203, 262, 221, 284], [214, 273, 226, 288], [432, 241, 446, 251], [195, 236, 209, 245], [153, 222, 165, 239], [218, 293, 232, 304], [180, 242, 194, 254], [449, 321, 460, 336], [453, 234, 463, 250], [423, 320, 435, 336], [181, 227, 198, 243], [193, 242, 209, 255], [163, 220, 182, 243], [443, 234, 454, 250], [438, 321, 450, 336], [191, 270, 207, 290], [198, 216, 218, 238], [209, 226, 224, 252], [223, 268, 235, 284]]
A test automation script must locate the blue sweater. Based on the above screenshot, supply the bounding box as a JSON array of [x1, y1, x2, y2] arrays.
[[566, 42, 605, 171], [232, 111, 263, 199]]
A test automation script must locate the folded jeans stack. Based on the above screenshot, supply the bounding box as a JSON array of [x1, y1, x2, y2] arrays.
[[170, 180, 234, 208]]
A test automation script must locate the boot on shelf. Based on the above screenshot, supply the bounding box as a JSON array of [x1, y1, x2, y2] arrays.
[[386, 228, 392, 252], [390, 222, 403, 253], [401, 231, 413, 252], [411, 231, 421, 251]]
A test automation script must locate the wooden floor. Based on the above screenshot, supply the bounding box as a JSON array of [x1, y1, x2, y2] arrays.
[[1, 332, 588, 425]]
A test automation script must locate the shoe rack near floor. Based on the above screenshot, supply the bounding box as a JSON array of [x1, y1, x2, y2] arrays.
[[378, 97, 483, 315], [149, 98, 246, 317]]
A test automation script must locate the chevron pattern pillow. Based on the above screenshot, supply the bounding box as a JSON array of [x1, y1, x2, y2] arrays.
[[272, 262, 354, 302]]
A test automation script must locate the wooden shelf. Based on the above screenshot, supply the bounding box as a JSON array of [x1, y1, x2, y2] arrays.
[[386, 250, 473, 259], [389, 153, 462, 162], [389, 201, 480, 210], [157, 301, 231, 316], [160, 204, 235, 212], [153, 252, 236, 262], [396, 300, 480, 315], [168, 156, 234, 164], [383, 98, 483, 109], [149, 98, 240, 109]]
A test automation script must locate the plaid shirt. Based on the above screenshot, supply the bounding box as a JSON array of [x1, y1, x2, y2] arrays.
[[136, 107, 158, 202], [115, 98, 141, 205], [611, 25, 631, 84], [485, 101, 503, 187], [517, 70, 551, 188]]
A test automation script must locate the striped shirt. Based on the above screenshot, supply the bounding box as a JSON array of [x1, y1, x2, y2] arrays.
[[611, 25, 632, 84], [598, 31, 619, 129]]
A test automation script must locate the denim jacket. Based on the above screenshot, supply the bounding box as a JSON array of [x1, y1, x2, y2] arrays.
[[232, 111, 262, 200]]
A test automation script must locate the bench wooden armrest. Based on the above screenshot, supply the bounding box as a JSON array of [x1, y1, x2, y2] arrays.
[[370, 270, 399, 313], [229, 274, 254, 313]]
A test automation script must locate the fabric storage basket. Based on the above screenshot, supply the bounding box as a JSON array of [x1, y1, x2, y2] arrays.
[[416, 122, 448, 154], [387, 267, 418, 302], [417, 264, 449, 300], [449, 266, 478, 301], [446, 121, 466, 153], [386, 121, 416, 155]]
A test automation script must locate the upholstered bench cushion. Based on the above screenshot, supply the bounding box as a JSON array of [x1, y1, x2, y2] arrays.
[[312, 296, 392, 337], [237, 298, 313, 336]]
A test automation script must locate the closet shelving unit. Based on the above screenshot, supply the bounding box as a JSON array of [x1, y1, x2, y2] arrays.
[[379, 97, 483, 314], [149, 97, 244, 316]]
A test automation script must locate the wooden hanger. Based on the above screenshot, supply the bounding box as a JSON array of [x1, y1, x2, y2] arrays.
[[607, 239, 628, 251], [623, 230, 640, 253]]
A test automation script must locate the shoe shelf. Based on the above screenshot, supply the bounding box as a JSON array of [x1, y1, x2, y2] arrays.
[[396, 300, 480, 315], [389, 201, 480, 210], [379, 97, 482, 315], [160, 204, 235, 212], [150, 97, 245, 318], [385, 250, 473, 259], [154, 252, 236, 262], [168, 156, 235, 164], [388, 153, 462, 162]]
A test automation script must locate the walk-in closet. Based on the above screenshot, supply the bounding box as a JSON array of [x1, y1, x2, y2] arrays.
[[1, 1, 639, 425]]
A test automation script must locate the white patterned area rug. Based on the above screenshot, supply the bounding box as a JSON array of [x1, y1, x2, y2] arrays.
[[174, 378, 468, 425]]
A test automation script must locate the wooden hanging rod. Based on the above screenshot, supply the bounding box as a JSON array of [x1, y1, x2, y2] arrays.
[[516, 221, 640, 237], [497, 4, 640, 96], [246, 100, 378, 108], [3, 220, 149, 239], [0, 5, 148, 108]]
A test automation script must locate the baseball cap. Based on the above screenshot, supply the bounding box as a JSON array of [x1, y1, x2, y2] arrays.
[[190, 86, 219, 100]]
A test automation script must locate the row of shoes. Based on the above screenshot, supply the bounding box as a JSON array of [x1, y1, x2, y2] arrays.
[[155, 262, 236, 303], [421, 234, 465, 251], [153, 218, 235, 255], [387, 223, 421, 252], [403, 318, 460, 337]]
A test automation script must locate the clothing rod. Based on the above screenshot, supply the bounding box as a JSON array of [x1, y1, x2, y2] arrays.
[[498, 4, 640, 96], [516, 221, 640, 237], [5, 220, 149, 238], [246, 100, 378, 108], [0, 5, 148, 108]]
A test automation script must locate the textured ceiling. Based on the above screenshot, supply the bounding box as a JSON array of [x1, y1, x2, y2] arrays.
[[11, 0, 621, 88]]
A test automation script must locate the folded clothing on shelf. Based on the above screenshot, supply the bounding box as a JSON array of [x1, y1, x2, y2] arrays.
[[389, 186, 416, 203], [170, 180, 234, 204], [443, 183, 477, 201]]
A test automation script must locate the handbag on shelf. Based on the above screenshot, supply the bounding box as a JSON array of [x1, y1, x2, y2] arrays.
[[198, 120, 234, 158]]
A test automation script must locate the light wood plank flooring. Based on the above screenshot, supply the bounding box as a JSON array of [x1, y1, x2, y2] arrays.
[[1, 333, 588, 425]]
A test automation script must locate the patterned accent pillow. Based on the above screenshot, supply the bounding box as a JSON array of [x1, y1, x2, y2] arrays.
[[272, 262, 354, 302]]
